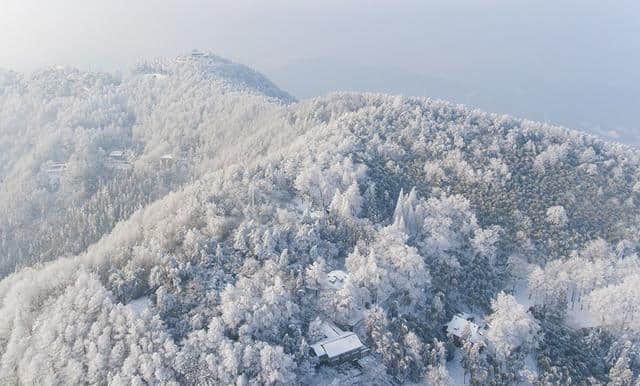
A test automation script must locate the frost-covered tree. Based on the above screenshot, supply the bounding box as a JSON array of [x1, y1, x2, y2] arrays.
[[347, 224, 430, 311], [486, 292, 540, 363]]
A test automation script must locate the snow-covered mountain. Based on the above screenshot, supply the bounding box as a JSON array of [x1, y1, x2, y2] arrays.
[[1, 53, 639, 385]]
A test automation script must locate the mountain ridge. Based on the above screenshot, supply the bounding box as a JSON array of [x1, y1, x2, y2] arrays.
[[1, 54, 640, 385]]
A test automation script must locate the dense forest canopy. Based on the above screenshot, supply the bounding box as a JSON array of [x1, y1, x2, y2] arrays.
[[1, 53, 639, 385]]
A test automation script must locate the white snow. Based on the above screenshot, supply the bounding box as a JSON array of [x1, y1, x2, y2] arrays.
[[519, 352, 538, 385], [565, 306, 599, 329], [513, 280, 600, 329], [127, 296, 151, 316], [322, 334, 364, 358], [311, 321, 367, 360], [446, 350, 467, 386], [310, 332, 365, 359], [320, 322, 343, 339], [324, 270, 348, 290], [512, 281, 534, 310]]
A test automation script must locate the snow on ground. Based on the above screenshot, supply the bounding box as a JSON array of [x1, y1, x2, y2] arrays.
[[127, 296, 151, 316], [513, 279, 599, 330], [446, 350, 466, 386], [518, 353, 538, 386], [512, 281, 534, 310], [565, 305, 599, 329], [445, 346, 539, 385]]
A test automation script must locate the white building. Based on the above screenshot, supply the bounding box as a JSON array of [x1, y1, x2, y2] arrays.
[[44, 162, 68, 174], [106, 150, 132, 171], [446, 314, 485, 345], [310, 322, 369, 364], [109, 150, 124, 159]]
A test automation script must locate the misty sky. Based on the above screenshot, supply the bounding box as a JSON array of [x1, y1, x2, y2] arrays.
[[1, 0, 638, 143]]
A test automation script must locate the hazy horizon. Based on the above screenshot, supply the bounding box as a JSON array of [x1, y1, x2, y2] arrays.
[[1, 0, 638, 144]]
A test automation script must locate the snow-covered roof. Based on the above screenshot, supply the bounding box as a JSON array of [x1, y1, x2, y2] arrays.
[[307, 270, 350, 292], [44, 162, 68, 173], [310, 321, 367, 360], [160, 154, 175, 160], [320, 322, 343, 339], [310, 333, 365, 359], [109, 150, 124, 158], [325, 334, 363, 358], [446, 315, 484, 344]]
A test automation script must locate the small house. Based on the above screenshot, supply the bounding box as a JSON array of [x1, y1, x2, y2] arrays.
[[109, 150, 125, 160], [106, 150, 132, 171], [310, 322, 369, 364], [445, 314, 485, 345], [44, 162, 68, 174], [306, 270, 349, 293]]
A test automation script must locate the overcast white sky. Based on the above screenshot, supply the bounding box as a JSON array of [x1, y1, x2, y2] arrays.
[[1, 0, 638, 143]]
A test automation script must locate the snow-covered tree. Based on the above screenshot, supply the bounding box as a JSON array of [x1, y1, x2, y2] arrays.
[[486, 292, 540, 362]]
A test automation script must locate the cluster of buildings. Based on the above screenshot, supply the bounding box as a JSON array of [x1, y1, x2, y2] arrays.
[[43, 149, 183, 181], [306, 269, 369, 365], [309, 321, 369, 364], [305, 267, 487, 369]]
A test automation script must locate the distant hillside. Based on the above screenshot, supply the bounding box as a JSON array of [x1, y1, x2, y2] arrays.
[[0, 53, 294, 277], [1, 54, 639, 385], [264, 57, 640, 147]]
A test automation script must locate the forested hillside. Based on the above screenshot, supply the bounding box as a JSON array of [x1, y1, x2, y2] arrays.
[[1, 53, 639, 385]]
